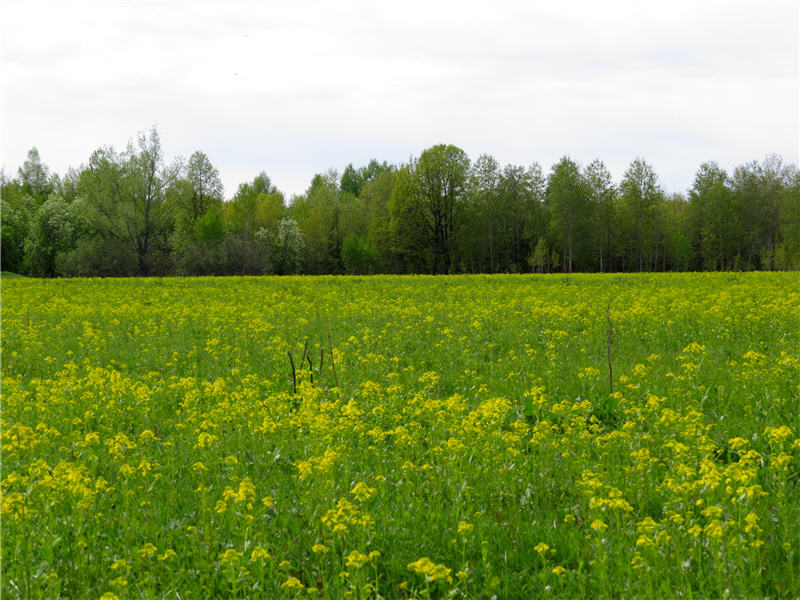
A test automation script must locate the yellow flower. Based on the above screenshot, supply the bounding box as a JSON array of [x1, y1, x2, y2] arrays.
[[630, 554, 646, 570], [219, 548, 242, 566], [97, 593, 120, 600], [457, 521, 474, 535], [250, 546, 271, 561], [704, 520, 724, 540], [534, 542, 550, 555], [312, 544, 328, 555], [345, 550, 370, 569], [158, 549, 177, 561], [350, 482, 377, 501], [281, 577, 305, 590], [138, 543, 157, 558], [552, 566, 566, 577], [590, 519, 608, 531], [110, 558, 127, 571], [744, 512, 761, 534], [407, 557, 453, 584]]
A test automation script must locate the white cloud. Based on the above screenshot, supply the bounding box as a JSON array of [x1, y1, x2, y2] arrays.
[[2, 0, 797, 198]]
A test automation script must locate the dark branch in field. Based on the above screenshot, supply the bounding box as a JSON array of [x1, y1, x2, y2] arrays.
[[288, 349, 297, 394], [328, 333, 340, 399]]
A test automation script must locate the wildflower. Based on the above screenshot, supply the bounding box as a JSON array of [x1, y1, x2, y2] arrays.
[[630, 554, 646, 570], [312, 544, 328, 555], [590, 519, 608, 531], [744, 513, 761, 534], [704, 520, 724, 540], [138, 543, 158, 558], [457, 521, 474, 535], [111, 558, 127, 571], [219, 548, 242, 567], [250, 546, 271, 561], [407, 557, 453, 584], [345, 550, 370, 569], [158, 549, 177, 561], [281, 577, 305, 591], [552, 566, 566, 577], [350, 482, 377, 501], [534, 542, 550, 555]]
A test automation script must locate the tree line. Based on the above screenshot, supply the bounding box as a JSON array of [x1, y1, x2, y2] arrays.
[[3, 127, 799, 277]]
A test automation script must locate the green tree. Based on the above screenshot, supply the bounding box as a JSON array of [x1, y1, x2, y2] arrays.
[[498, 162, 545, 272], [546, 157, 590, 272], [619, 158, 663, 271], [342, 233, 380, 274], [584, 159, 617, 271], [171, 152, 227, 274], [22, 195, 75, 276], [463, 154, 500, 273], [776, 173, 800, 269], [223, 171, 284, 274], [291, 171, 342, 274], [732, 155, 797, 269], [388, 165, 433, 273], [412, 144, 471, 273], [1, 174, 29, 273], [18, 147, 56, 204], [688, 162, 737, 270], [528, 237, 550, 273], [269, 217, 305, 275], [77, 127, 179, 276], [358, 167, 398, 272]]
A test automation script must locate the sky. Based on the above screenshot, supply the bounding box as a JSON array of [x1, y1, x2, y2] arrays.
[[2, 0, 798, 200]]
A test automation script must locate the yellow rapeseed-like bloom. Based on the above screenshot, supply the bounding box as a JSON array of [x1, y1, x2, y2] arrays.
[[345, 550, 370, 569], [457, 521, 474, 535], [281, 577, 305, 590], [534, 542, 550, 555], [407, 557, 453, 584], [138, 543, 158, 559], [350, 482, 377, 501], [250, 546, 271, 561]]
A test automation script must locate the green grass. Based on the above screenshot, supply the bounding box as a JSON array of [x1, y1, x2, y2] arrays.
[[2, 273, 799, 599]]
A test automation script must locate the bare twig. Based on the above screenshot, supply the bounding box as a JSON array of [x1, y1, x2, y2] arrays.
[[288, 350, 297, 394], [301, 339, 309, 367], [328, 333, 340, 399]]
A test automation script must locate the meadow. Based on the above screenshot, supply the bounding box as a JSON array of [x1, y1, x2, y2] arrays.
[[2, 273, 799, 599]]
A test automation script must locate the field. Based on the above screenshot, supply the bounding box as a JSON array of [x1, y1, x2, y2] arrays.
[[2, 273, 799, 599]]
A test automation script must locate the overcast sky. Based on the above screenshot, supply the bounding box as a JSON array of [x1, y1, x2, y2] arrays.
[[2, 0, 798, 199]]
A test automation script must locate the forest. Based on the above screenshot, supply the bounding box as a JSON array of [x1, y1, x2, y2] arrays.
[[2, 127, 799, 277]]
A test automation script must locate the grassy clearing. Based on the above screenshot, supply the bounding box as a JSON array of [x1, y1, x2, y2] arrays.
[[2, 273, 799, 599]]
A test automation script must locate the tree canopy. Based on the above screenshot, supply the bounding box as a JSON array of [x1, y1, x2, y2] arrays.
[[3, 129, 799, 276]]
